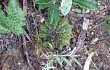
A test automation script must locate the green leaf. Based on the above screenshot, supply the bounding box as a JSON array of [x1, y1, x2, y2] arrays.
[[82, 8, 86, 14], [0, 7, 10, 32], [75, 9, 82, 13], [61, 0, 72, 15], [34, 0, 53, 4], [70, 47, 76, 56], [0, 25, 10, 34], [72, 0, 99, 10], [61, 56, 71, 66], [48, 5, 60, 26], [57, 19, 72, 47], [0, 0, 25, 35], [71, 56, 82, 68], [39, 4, 49, 9], [56, 57, 63, 66]]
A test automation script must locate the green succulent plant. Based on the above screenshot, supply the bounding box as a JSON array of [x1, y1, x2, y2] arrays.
[[39, 18, 72, 49]]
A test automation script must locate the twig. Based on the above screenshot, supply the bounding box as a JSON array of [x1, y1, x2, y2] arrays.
[[0, 55, 8, 68], [73, 30, 86, 55], [51, 54, 79, 57], [22, 34, 34, 70], [69, 12, 106, 19], [23, 0, 27, 16]]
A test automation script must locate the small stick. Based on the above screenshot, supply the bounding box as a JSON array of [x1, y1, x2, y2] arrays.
[[69, 12, 106, 19], [22, 34, 34, 70]]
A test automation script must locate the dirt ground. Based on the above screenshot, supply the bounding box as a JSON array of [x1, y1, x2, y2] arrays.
[[0, 0, 110, 70]]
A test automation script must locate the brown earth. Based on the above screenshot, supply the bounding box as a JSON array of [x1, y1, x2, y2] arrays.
[[0, 0, 110, 70]]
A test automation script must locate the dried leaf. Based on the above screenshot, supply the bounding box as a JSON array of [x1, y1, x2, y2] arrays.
[[83, 17, 90, 31], [83, 52, 95, 70]]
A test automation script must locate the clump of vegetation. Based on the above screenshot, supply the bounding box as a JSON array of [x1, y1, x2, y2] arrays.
[[40, 18, 72, 49], [33, 0, 99, 69], [0, 0, 25, 35], [33, 0, 99, 50]]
